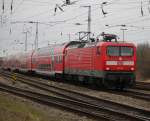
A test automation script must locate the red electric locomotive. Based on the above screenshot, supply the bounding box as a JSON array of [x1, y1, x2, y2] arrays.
[[3, 34, 136, 89], [64, 41, 136, 89]]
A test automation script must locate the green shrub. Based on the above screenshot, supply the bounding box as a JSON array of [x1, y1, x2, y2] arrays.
[[136, 43, 150, 80]]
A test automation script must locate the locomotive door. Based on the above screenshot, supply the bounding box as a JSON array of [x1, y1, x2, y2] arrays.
[[90, 47, 94, 73]]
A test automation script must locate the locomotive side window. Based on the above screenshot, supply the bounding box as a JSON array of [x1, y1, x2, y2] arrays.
[[121, 47, 133, 56], [107, 47, 119, 56]]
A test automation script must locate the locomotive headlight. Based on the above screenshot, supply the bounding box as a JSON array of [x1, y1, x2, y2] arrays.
[[106, 67, 110, 70], [131, 67, 134, 71]]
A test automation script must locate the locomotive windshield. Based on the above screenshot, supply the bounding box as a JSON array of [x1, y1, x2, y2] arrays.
[[121, 47, 133, 56], [107, 46, 133, 56], [107, 46, 119, 56]]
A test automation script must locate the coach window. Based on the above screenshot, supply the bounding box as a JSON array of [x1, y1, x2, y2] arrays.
[[45, 64, 47, 70], [60, 56, 62, 63], [59, 56, 62, 63], [46, 64, 48, 69], [58, 56, 60, 63], [55, 56, 57, 63], [56, 56, 59, 64], [47, 64, 49, 69], [57, 56, 59, 63]]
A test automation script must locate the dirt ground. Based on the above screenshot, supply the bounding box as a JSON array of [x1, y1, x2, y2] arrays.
[[0, 74, 150, 121], [142, 79, 150, 83], [0, 75, 97, 121], [44, 80, 150, 111], [0, 91, 97, 121]]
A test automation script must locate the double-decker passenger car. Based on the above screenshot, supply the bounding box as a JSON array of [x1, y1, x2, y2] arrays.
[[2, 36, 136, 89]]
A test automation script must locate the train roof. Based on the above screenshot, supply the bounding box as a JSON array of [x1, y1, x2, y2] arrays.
[[33, 41, 82, 55], [6, 41, 135, 59], [66, 41, 135, 50], [97, 41, 135, 47]]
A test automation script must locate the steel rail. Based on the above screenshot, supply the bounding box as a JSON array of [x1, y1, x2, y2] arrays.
[[0, 82, 142, 121], [134, 82, 150, 91], [108, 89, 150, 101], [0, 71, 150, 121]]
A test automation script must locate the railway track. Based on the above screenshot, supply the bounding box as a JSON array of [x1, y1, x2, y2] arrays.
[[0, 82, 112, 121], [134, 82, 150, 91], [0, 71, 150, 121], [2, 70, 150, 101], [109, 89, 150, 101]]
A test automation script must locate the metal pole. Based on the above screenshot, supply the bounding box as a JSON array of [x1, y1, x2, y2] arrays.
[[11, 0, 13, 14], [121, 28, 127, 42], [32, 44, 34, 50], [81, 5, 91, 42], [23, 30, 30, 51], [25, 32, 27, 51], [122, 29, 124, 41], [0, 15, 2, 27], [2, 0, 4, 13], [87, 6, 91, 41], [35, 22, 38, 50]]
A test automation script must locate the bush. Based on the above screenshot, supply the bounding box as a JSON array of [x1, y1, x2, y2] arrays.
[[136, 43, 150, 80]]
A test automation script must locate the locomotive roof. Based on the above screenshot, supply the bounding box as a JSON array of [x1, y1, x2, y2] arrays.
[[97, 41, 135, 47], [32, 41, 135, 54], [66, 41, 135, 50]]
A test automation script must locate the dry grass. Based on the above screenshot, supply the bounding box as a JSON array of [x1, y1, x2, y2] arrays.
[[0, 93, 50, 121], [0, 92, 96, 121]]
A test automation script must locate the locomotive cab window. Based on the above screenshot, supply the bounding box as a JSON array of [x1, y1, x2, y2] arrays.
[[107, 46, 133, 56], [121, 47, 133, 56], [107, 46, 119, 56]]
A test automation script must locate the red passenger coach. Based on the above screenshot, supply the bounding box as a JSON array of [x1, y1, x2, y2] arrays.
[[31, 44, 65, 76], [31, 41, 81, 76], [2, 34, 136, 89]]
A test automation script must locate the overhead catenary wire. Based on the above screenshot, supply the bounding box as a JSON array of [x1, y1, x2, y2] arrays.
[[0, 0, 82, 26], [8, 0, 128, 23], [11, 2, 81, 21], [7, 2, 150, 35], [42, 1, 150, 29], [141, 1, 144, 16], [11, 0, 120, 22], [1, 1, 149, 28], [0, 0, 25, 15], [90, 2, 150, 28], [1, 0, 150, 47], [11, 0, 25, 14]]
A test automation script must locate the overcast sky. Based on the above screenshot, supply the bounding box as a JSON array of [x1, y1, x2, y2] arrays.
[[0, 0, 150, 56]]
